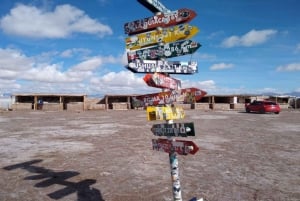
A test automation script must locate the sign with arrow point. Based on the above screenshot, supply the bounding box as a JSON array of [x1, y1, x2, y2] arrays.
[[151, 122, 195, 137], [152, 138, 199, 155]]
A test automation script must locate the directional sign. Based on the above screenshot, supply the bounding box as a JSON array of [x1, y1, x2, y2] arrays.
[[133, 87, 207, 106], [147, 106, 185, 121], [127, 40, 201, 62], [137, 0, 171, 14], [127, 60, 198, 74], [152, 138, 199, 155], [151, 122, 195, 137], [143, 73, 181, 90], [124, 8, 197, 35], [125, 24, 199, 50]]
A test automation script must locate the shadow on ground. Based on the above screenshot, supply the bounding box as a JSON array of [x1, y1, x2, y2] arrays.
[[3, 159, 105, 201]]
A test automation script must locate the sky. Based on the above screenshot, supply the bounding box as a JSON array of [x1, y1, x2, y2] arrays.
[[0, 0, 299, 96]]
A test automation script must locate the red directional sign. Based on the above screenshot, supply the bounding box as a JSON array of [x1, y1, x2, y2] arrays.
[[133, 87, 207, 107], [143, 73, 181, 90], [124, 8, 197, 35], [152, 138, 199, 155]]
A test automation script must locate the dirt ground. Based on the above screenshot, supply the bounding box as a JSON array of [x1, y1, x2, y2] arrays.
[[0, 109, 299, 201]]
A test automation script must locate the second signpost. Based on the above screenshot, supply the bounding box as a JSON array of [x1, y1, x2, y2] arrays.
[[124, 1, 206, 200]]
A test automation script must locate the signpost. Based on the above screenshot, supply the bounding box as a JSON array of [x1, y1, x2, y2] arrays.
[[147, 106, 185, 121], [127, 60, 198, 74], [143, 73, 182, 90], [127, 40, 201, 61], [151, 122, 195, 137], [124, 1, 204, 200], [124, 8, 197, 35], [152, 138, 199, 155], [133, 87, 207, 106], [125, 24, 199, 50]]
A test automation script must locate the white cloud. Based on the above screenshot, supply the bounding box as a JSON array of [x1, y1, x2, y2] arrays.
[[276, 63, 300, 72], [71, 57, 103, 71], [295, 43, 300, 53], [221, 29, 277, 48], [210, 63, 234, 70], [0, 48, 33, 71], [60, 48, 91, 58], [0, 4, 112, 38]]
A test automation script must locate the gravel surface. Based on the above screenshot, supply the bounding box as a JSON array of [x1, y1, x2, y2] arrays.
[[0, 109, 299, 201]]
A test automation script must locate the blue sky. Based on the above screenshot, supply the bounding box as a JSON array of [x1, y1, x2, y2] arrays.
[[0, 0, 299, 96]]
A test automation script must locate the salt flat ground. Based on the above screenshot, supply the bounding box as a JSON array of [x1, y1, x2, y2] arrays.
[[0, 109, 299, 201]]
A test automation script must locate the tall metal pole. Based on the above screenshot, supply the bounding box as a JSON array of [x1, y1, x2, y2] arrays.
[[167, 118, 182, 201]]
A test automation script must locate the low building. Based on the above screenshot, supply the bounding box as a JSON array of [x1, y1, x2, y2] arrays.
[[11, 94, 86, 111]]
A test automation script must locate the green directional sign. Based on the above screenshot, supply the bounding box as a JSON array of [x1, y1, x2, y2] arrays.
[[151, 122, 195, 137]]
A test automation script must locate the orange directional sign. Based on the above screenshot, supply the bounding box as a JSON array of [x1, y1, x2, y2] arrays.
[[152, 138, 199, 155], [125, 24, 199, 50], [124, 8, 197, 35], [147, 106, 185, 121]]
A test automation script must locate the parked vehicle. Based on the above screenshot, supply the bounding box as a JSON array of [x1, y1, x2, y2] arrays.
[[245, 100, 280, 114]]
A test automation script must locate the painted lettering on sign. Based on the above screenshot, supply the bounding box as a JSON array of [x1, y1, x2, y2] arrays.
[[125, 24, 199, 50], [127, 60, 198, 74], [127, 40, 201, 61], [124, 8, 197, 35], [151, 122, 195, 137]]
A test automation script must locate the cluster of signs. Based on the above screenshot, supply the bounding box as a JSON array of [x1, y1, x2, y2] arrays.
[[124, 0, 205, 156]]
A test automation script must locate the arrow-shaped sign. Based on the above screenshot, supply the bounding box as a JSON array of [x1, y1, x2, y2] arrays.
[[124, 8, 197, 35], [125, 24, 199, 50], [143, 73, 181, 90], [127, 40, 201, 62], [152, 138, 199, 155], [126, 59, 198, 74], [137, 0, 171, 14], [147, 105, 185, 121], [132, 87, 207, 107], [151, 122, 195, 137]]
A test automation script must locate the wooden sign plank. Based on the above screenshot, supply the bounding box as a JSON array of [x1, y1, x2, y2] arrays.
[[137, 0, 171, 14], [127, 40, 201, 61], [151, 122, 195, 137], [125, 24, 199, 50], [132, 87, 207, 107], [152, 138, 199, 155], [124, 8, 196, 35], [143, 73, 181, 90], [147, 106, 185, 121], [127, 60, 198, 74]]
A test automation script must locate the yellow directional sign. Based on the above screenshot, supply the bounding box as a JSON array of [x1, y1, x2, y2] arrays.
[[125, 24, 199, 50], [147, 106, 185, 121]]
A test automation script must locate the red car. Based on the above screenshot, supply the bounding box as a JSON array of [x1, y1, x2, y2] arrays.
[[245, 100, 281, 114]]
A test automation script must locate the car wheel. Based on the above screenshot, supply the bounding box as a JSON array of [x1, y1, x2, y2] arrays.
[[259, 109, 265, 114], [246, 108, 250, 113], [275, 112, 279, 114]]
